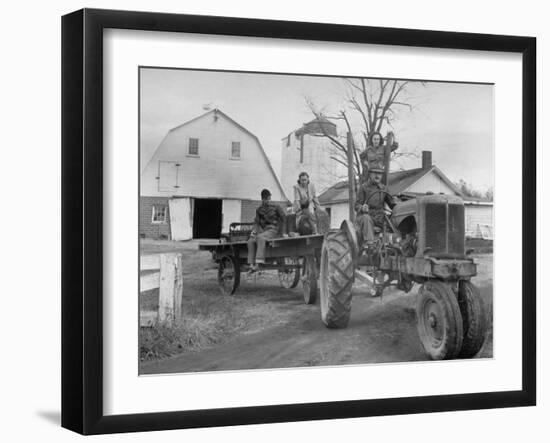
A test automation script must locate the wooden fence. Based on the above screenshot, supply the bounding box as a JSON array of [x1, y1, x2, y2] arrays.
[[140, 253, 183, 327]]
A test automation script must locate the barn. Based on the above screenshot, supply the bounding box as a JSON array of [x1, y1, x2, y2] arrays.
[[318, 151, 493, 239], [140, 109, 288, 240]]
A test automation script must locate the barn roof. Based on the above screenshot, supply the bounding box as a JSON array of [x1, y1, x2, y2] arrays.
[[163, 108, 288, 201], [318, 166, 466, 204]]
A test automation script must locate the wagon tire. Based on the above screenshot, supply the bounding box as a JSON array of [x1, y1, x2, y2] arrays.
[[319, 230, 354, 328], [278, 258, 300, 289], [302, 255, 318, 305], [457, 281, 487, 358], [416, 280, 463, 360], [218, 255, 240, 295]]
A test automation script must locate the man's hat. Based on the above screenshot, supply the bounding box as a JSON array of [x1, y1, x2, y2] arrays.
[[261, 188, 271, 199], [369, 164, 385, 174]]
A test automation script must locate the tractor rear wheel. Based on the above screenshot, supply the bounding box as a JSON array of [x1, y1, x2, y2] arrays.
[[319, 230, 354, 328], [416, 280, 463, 360], [457, 281, 487, 358]]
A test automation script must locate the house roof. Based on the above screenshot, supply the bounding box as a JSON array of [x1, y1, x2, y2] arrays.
[[461, 195, 493, 205], [387, 168, 430, 195], [319, 166, 465, 204], [395, 191, 493, 205], [163, 109, 288, 201]]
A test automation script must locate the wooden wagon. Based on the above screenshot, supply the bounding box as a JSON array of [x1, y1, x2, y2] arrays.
[[199, 222, 324, 304]]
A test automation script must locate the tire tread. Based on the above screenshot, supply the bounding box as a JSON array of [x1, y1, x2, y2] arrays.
[[320, 230, 354, 329], [457, 281, 487, 358]]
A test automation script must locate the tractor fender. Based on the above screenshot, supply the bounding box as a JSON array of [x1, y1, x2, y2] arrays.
[[339, 219, 359, 264]]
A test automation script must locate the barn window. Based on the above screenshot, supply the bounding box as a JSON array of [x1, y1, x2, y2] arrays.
[[188, 138, 199, 156], [152, 205, 167, 224], [231, 141, 241, 159]]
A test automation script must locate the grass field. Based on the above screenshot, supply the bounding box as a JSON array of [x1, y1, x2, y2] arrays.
[[139, 240, 296, 361]]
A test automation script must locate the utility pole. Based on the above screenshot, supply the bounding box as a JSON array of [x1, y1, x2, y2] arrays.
[[347, 132, 356, 222]]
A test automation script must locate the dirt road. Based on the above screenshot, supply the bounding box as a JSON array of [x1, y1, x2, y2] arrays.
[[140, 240, 493, 375]]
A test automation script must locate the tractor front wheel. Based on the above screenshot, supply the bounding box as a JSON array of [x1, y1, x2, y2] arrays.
[[416, 280, 463, 360], [319, 230, 354, 328], [457, 280, 487, 358]]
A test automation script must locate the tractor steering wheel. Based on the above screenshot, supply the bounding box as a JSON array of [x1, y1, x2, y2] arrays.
[[365, 189, 394, 210]]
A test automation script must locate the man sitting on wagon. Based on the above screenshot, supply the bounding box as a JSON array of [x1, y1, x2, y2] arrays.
[[355, 164, 396, 252], [247, 188, 286, 274]]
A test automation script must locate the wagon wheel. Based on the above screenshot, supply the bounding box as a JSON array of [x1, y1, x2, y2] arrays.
[[217, 255, 240, 295], [302, 255, 318, 305], [416, 280, 463, 360], [278, 258, 300, 289]]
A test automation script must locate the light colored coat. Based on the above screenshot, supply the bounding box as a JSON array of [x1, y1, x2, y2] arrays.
[[293, 182, 320, 213]]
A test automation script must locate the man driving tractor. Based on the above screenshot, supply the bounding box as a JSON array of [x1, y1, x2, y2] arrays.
[[355, 163, 396, 251]]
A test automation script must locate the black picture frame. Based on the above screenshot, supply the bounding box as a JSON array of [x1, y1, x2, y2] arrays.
[[61, 8, 536, 435]]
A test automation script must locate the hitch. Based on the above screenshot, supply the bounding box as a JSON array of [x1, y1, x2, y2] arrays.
[[354, 269, 387, 299]]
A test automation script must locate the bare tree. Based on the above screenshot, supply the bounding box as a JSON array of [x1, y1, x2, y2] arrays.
[[455, 179, 494, 200], [306, 78, 422, 180]]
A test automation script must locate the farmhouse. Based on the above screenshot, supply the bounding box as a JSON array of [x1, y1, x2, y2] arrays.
[[319, 151, 493, 239], [140, 109, 287, 240]]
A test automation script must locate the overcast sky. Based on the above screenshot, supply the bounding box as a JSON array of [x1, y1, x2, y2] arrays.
[[140, 68, 494, 192]]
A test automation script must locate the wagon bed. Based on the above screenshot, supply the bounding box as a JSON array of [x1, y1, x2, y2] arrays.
[[199, 233, 325, 303], [199, 234, 324, 257]]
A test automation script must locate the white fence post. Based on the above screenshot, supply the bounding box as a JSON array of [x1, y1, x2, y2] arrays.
[[174, 254, 183, 322], [140, 253, 183, 327], [158, 254, 176, 325]]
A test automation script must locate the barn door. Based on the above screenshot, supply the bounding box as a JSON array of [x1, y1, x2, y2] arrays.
[[169, 198, 192, 240]]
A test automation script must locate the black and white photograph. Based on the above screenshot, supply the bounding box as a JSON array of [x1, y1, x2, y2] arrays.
[[138, 68, 494, 375], [1, 0, 546, 439]]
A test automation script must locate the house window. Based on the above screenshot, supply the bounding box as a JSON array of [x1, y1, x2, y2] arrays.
[[188, 138, 199, 155], [231, 141, 241, 159], [152, 204, 167, 224]]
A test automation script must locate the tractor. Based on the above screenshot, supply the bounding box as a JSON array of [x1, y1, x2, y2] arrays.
[[319, 190, 487, 360]]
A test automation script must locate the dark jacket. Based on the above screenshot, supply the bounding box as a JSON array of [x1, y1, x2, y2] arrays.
[[359, 142, 398, 183], [355, 180, 395, 227], [254, 202, 286, 232]]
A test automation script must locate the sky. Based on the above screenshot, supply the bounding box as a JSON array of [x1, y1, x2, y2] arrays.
[[140, 68, 494, 192]]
